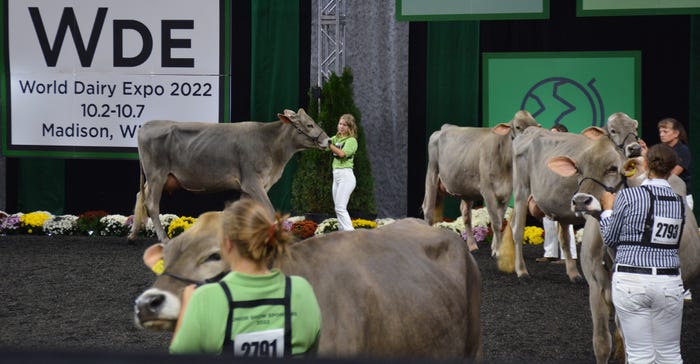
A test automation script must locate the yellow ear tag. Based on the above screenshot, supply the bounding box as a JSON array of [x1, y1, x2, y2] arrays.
[[624, 168, 636, 178], [151, 259, 165, 275]]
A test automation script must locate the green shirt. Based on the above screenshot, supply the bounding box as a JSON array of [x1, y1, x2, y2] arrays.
[[330, 135, 357, 169], [170, 269, 321, 356]]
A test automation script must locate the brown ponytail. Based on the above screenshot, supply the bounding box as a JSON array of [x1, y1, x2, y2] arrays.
[[221, 199, 292, 265]]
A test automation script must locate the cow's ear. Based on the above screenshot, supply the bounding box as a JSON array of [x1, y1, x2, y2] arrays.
[[143, 243, 165, 271], [581, 126, 607, 140], [278, 112, 292, 124], [547, 156, 578, 177], [492, 123, 511, 136]]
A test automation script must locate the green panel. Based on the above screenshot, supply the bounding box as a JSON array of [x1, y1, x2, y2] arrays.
[[250, 0, 299, 213], [483, 51, 641, 133], [397, 0, 548, 21], [425, 21, 479, 219], [577, 0, 700, 16], [690, 16, 700, 222], [18, 159, 64, 214]]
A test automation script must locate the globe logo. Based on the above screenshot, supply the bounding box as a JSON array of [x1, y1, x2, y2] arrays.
[[520, 77, 606, 127]]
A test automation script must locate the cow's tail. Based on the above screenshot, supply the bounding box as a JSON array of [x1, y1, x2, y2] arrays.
[[497, 217, 515, 273], [128, 165, 148, 240]]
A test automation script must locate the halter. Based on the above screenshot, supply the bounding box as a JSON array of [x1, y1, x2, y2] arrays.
[[162, 270, 229, 286], [289, 121, 326, 146], [575, 176, 627, 194], [607, 131, 639, 152]]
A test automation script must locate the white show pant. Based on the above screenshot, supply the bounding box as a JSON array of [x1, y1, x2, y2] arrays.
[[612, 271, 684, 363], [542, 216, 578, 259], [332, 168, 356, 231]]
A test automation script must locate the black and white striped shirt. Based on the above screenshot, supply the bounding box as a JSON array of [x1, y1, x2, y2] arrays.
[[600, 179, 683, 268]]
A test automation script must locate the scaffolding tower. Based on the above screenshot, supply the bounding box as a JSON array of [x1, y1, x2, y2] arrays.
[[317, 0, 346, 87]]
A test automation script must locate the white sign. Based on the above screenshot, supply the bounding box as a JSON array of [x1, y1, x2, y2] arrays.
[[7, 0, 222, 153]]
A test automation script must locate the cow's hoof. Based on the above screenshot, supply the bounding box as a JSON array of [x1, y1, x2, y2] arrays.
[[517, 274, 532, 284], [568, 275, 585, 284]]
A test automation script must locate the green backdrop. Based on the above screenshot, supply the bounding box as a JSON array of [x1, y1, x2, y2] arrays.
[[425, 21, 479, 219]]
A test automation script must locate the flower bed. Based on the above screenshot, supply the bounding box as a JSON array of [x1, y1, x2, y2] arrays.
[[0, 207, 590, 245]]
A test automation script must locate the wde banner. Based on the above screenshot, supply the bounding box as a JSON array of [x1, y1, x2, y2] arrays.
[[482, 51, 641, 133], [2, 0, 230, 158]]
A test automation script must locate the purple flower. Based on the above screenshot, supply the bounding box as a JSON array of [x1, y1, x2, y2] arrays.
[[282, 219, 294, 232], [1, 215, 21, 233], [469, 226, 490, 242]]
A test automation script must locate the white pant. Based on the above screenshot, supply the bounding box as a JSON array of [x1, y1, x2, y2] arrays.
[[612, 271, 684, 364], [542, 216, 577, 259], [332, 168, 355, 231]]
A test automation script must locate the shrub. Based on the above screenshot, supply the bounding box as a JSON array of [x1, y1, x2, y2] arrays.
[[76, 210, 108, 235], [292, 67, 376, 216]]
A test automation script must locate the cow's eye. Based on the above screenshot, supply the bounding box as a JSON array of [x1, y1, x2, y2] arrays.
[[606, 166, 619, 175], [609, 129, 617, 135], [307, 123, 314, 128], [204, 253, 221, 262]]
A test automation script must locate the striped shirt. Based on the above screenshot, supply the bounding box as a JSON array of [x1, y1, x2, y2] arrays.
[[600, 178, 683, 268]]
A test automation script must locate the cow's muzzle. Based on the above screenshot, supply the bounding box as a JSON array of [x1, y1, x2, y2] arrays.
[[134, 288, 180, 331], [571, 193, 602, 220]]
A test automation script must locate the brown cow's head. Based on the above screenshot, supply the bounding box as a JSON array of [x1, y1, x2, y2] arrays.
[[134, 212, 227, 331], [493, 110, 540, 139], [547, 129, 628, 218], [278, 108, 330, 150], [605, 112, 641, 158]]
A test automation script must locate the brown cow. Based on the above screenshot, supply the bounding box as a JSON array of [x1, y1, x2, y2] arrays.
[[572, 157, 700, 364], [134, 214, 483, 360], [422, 110, 539, 253], [128, 109, 329, 241], [505, 112, 641, 282]]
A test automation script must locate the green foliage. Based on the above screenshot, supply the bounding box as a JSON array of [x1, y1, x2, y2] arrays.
[[291, 68, 377, 216]]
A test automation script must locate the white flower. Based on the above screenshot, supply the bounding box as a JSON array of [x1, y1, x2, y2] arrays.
[[433, 219, 466, 235], [471, 208, 490, 228], [143, 214, 179, 237], [575, 228, 585, 244], [100, 214, 129, 236], [287, 215, 307, 223], [375, 218, 396, 227], [43, 215, 78, 236], [315, 218, 339, 234]]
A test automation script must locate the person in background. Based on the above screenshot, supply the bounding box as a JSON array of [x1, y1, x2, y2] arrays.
[[169, 198, 322, 357], [328, 114, 358, 231], [537, 123, 578, 263], [600, 143, 685, 363], [639, 117, 693, 301]]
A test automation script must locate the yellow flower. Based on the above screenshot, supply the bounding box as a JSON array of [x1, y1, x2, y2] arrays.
[[167, 216, 196, 238], [523, 226, 544, 245], [20, 211, 52, 234], [352, 218, 377, 229]]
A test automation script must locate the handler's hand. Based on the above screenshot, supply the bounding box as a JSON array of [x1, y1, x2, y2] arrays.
[[172, 284, 197, 342], [600, 191, 616, 211]]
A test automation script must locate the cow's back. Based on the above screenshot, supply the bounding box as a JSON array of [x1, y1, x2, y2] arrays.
[[276, 218, 482, 359], [435, 125, 493, 197]]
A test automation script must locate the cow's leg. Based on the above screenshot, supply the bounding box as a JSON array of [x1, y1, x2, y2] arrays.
[[482, 191, 506, 256], [559, 223, 583, 282], [143, 178, 168, 242], [580, 217, 615, 363], [128, 189, 146, 240], [510, 194, 530, 278], [422, 169, 440, 225], [240, 182, 275, 216], [588, 282, 613, 364], [460, 200, 478, 251]]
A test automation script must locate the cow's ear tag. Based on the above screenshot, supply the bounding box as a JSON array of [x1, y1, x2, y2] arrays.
[[144, 243, 165, 275], [151, 259, 165, 275]]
